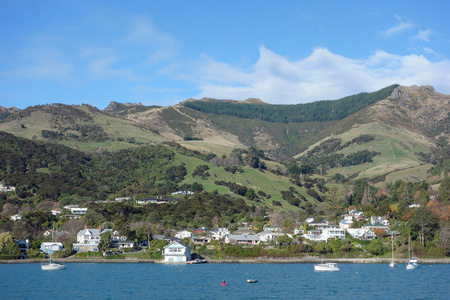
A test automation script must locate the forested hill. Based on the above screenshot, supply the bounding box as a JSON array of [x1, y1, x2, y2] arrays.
[[182, 84, 399, 123]]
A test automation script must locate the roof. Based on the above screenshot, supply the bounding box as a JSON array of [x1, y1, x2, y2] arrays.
[[163, 240, 190, 249], [77, 228, 112, 238], [226, 234, 260, 241]]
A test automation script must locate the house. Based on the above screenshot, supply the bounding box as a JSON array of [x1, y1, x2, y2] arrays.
[[225, 234, 260, 245], [346, 228, 376, 240], [370, 216, 389, 226], [40, 242, 64, 255], [115, 197, 131, 202], [308, 220, 329, 228], [171, 190, 194, 195], [153, 235, 181, 243], [339, 219, 353, 229], [16, 239, 29, 254], [262, 225, 282, 233], [303, 233, 327, 242], [321, 227, 345, 240], [43, 230, 54, 237], [112, 240, 136, 249], [63, 204, 78, 210], [192, 227, 208, 235], [70, 207, 88, 215], [348, 209, 364, 217], [51, 208, 63, 216], [61, 214, 81, 220], [73, 225, 112, 252], [163, 241, 191, 262], [303, 227, 345, 243], [137, 197, 158, 205], [362, 223, 389, 231], [209, 227, 230, 240], [409, 204, 421, 208], [175, 230, 193, 240], [10, 214, 22, 221], [257, 230, 285, 242], [293, 228, 304, 235], [193, 236, 211, 245]]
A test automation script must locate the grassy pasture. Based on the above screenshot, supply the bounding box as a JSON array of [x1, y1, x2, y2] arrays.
[[323, 123, 433, 181], [173, 153, 316, 207]]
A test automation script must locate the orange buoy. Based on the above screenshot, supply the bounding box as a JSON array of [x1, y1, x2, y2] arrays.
[[221, 280, 226, 286]]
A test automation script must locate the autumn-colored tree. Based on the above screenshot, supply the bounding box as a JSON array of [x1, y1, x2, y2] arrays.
[[373, 228, 387, 239]]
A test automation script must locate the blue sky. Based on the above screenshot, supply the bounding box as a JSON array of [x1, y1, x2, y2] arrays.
[[1, 0, 449, 109]]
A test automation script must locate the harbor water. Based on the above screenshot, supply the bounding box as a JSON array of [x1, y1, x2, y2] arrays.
[[1, 262, 448, 299]]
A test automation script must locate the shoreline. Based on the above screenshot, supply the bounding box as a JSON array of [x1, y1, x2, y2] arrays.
[[2, 257, 449, 264]]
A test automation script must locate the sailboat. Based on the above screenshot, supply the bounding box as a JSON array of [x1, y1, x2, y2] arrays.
[[389, 233, 396, 268], [41, 222, 67, 270], [406, 233, 419, 270], [314, 259, 340, 271]]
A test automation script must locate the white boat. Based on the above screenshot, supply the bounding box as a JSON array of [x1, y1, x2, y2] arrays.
[[389, 233, 396, 268], [406, 234, 419, 270], [314, 262, 339, 271], [41, 258, 67, 270], [41, 222, 67, 271], [246, 279, 258, 283]]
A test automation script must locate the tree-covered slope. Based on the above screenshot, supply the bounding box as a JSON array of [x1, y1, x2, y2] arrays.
[[182, 84, 399, 123]]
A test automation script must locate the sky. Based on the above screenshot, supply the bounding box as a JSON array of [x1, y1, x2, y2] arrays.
[[1, 0, 450, 109]]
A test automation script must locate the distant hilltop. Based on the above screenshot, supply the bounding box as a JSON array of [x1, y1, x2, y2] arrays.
[[104, 101, 144, 112]]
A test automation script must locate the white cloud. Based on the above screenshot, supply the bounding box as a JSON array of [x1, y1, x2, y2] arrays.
[[0, 45, 73, 81], [378, 15, 413, 37], [413, 28, 433, 42], [125, 15, 179, 63], [88, 56, 142, 81], [182, 46, 450, 104]]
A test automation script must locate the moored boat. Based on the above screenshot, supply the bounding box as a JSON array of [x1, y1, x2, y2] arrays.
[[314, 262, 339, 271], [41, 222, 67, 271], [41, 259, 67, 270]]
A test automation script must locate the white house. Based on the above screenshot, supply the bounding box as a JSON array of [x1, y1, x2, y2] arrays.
[[112, 240, 136, 249], [40, 242, 64, 255], [209, 227, 230, 240], [175, 230, 193, 240], [70, 207, 88, 215], [303, 227, 345, 243], [10, 214, 22, 221], [225, 234, 260, 245], [171, 190, 194, 195], [51, 208, 62, 216], [348, 209, 364, 217], [163, 241, 191, 262], [115, 197, 131, 202], [370, 216, 389, 226], [346, 228, 376, 240], [257, 230, 285, 242], [73, 226, 112, 252]]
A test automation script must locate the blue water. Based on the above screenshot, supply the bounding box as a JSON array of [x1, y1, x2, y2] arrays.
[[1, 263, 449, 299]]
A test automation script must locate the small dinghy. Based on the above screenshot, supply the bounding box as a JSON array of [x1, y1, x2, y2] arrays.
[[246, 279, 258, 283]]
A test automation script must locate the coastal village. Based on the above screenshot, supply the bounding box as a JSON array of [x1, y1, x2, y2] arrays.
[[3, 188, 438, 263]]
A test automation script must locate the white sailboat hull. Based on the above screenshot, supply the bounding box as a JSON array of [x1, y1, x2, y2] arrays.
[[41, 263, 67, 270], [314, 263, 339, 271]]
